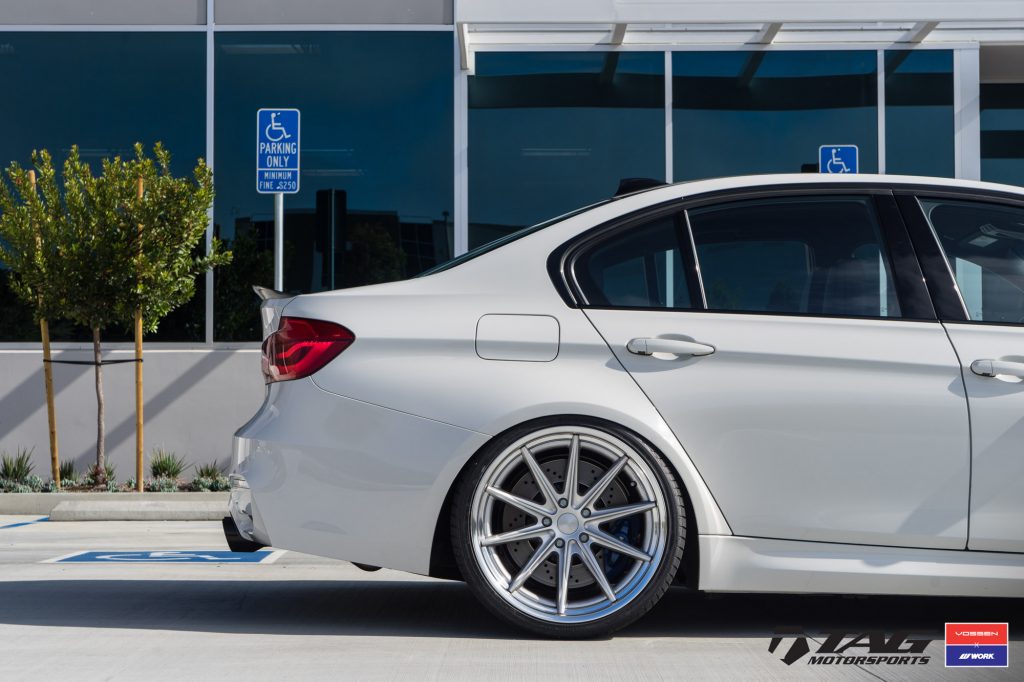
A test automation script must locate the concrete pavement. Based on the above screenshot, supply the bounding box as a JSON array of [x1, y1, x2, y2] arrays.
[[0, 517, 1020, 681]]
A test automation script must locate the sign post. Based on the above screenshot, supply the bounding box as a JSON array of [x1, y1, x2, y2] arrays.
[[257, 108, 300, 291]]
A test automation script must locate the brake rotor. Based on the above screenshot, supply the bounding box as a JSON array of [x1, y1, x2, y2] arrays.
[[500, 454, 630, 589]]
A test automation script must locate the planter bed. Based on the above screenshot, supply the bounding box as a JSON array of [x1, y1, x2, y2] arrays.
[[0, 491, 229, 516]]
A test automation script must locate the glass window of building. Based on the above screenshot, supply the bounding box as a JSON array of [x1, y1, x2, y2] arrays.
[[0, 32, 206, 342], [213, 31, 453, 341], [469, 52, 664, 250], [884, 50, 954, 177], [981, 83, 1024, 187], [672, 51, 878, 180]]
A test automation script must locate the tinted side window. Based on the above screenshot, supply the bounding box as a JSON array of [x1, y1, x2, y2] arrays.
[[919, 199, 1024, 324], [575, 215, 694, 309], [688, 196, 901, 318]]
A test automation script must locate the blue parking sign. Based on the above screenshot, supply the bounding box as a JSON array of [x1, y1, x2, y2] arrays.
[[257, 108, 300, 194], [819, 145, 858, 174]]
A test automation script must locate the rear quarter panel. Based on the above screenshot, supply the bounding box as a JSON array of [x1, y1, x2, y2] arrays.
[[278, 246, 730, 572]]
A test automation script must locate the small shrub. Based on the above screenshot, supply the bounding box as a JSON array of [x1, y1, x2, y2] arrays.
[[0, 448, 34, 482], [1, 481, 33, 493], [190, 476, 230, 492], [123, 477, 137, 491], [146, 476, 180, 493], [150, 449, 189, 479], [58, 460, 79, 485], [23, 474, 44, 492], [83, 462, 116, 487], [195, 461, 224, 479]]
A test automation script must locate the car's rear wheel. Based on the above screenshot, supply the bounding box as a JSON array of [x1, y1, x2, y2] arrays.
[[452, 419, 686, 638]]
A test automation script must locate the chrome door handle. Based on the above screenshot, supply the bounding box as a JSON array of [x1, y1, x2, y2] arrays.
[[627, 337, 716, 357], [970, 359, 1024, 379]]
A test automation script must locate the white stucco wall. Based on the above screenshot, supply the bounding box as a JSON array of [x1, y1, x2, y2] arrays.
[[0, 348, 264, 481]]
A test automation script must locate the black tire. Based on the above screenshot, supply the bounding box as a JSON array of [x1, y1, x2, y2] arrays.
[[451, 416, 687, 638]]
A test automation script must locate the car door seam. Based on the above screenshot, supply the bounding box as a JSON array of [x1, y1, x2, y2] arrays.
[[578, 308, 733, 534], [939, 321, 974, 551]]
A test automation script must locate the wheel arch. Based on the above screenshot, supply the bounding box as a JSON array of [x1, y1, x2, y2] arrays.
[[429, 412, 705, 589]]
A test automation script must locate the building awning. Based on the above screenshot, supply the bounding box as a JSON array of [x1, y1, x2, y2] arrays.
[[455, 0, 1024, 70]]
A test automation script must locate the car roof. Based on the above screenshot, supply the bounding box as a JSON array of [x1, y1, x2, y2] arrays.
[[415, 173, 1024, 282], [616, 173, 1024, 206]]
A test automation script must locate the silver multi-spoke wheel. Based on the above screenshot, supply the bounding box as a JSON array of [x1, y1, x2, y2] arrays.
[[467, 425, 670, 625]]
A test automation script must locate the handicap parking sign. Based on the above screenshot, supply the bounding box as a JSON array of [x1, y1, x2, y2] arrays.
[[48, 550, 280, 564], [257, 108, 300, 194], [819, 145, 858, 174]]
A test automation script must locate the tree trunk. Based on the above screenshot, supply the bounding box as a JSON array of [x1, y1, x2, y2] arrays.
[[40, 318, 60, 489], [135, 177, 144, 492], [92, 326, 105, 483], [135, 308, 144, 492]]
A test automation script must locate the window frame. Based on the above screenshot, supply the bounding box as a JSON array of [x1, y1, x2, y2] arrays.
[[554, 183, 939, 322], [567, 204, 701, 311], [897, 189, 1024, 327]]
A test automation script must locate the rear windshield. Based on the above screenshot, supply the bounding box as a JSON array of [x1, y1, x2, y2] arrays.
[[418, 201, 610, 277]]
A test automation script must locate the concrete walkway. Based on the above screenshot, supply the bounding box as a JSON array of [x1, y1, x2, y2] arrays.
[[0, 517, 1020, 681]]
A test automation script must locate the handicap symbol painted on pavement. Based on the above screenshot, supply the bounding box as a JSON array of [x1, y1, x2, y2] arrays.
[[46, 550, 282, 564]]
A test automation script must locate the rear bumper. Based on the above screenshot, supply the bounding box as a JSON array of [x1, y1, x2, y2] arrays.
[[230, 378, 489, 575], [227, 474, 270, 547]]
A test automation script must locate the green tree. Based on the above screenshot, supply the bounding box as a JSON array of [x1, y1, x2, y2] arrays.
[[0, 145, 229, 483], [117, 144, 230, 488], [0, 149, 70, 486]]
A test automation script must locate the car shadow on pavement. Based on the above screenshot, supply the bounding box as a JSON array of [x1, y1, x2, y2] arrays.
[[0, 580, 1019, 640]]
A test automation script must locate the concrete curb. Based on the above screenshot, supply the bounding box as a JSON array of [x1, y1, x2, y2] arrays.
[[0, 492, 229, 517], [49, 499, 228, 521]]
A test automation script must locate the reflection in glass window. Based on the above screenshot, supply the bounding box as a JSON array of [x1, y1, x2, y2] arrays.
[[575, 216, 693, 309], [214, 32, 453, 341], [688, 196, 900, 318], [673, 51, 878, 180], [469, 52, 664, 249], [885, 50, 953, 177], [981, 84, 1024, 187], [0, 32, 206, 342], [920, 199, 1024, 324]]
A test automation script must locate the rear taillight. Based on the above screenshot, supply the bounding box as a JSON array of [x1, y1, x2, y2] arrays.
[[261, 317, 355, 383]]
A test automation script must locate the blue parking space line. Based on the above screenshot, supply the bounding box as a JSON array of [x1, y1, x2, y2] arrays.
[[0, 516, 49, 529], [48, 549, 281, 564]]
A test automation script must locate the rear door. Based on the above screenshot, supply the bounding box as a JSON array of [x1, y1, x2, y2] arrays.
[[899, 193, 1024, 553], [573, 190, 971, 549]]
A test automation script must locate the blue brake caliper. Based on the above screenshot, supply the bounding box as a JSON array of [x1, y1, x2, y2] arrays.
[[601, 519, 633, 579]]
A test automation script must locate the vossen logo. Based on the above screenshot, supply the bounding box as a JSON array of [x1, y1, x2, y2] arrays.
[[946, 623, 1009, 668], [768, 628, 932, 666]]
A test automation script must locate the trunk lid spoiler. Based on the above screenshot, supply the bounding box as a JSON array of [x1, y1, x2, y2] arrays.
[[252, 285, 295, 341]]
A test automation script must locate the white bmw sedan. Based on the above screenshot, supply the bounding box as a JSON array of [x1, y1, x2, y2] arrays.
[[226, 174, 1024, 637]]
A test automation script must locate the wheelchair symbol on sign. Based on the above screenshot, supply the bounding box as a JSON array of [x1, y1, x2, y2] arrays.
[[93, 551, 242, 562], [264, 112, 292, 142], [827, 147, 851, 173]]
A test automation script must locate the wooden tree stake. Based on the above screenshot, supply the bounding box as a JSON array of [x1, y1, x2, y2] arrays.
[[29, 170, 61, 490], [135, 177, 144, 492]]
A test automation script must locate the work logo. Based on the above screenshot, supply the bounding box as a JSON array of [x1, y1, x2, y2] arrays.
[[768, 628, 932, 666], [945, 623, 1008, 668]]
